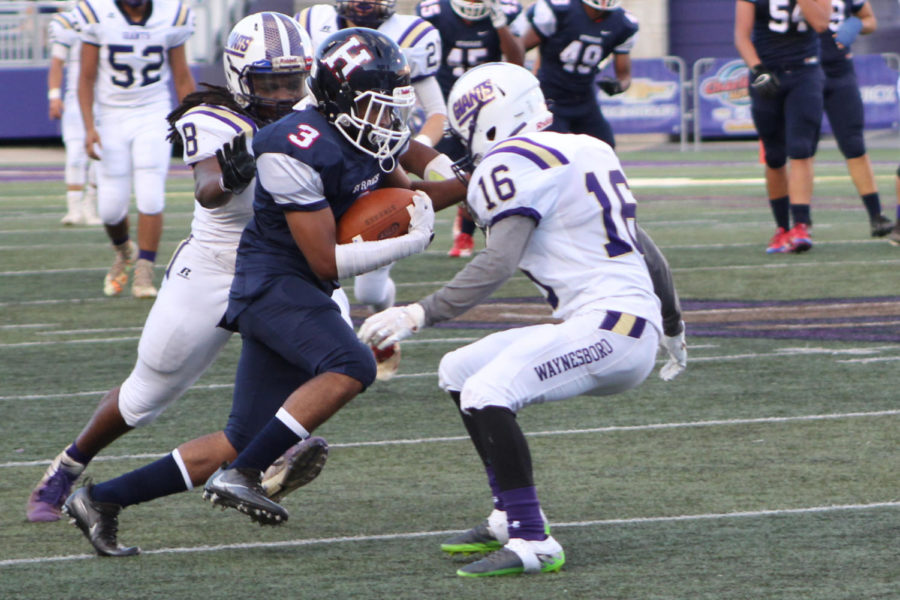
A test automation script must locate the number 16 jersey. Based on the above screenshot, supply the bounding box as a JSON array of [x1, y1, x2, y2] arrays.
[[76, 0, 194, 109]]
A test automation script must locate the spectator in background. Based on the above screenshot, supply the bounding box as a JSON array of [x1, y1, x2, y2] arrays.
[[78, 0, 196, 298], [416, 0, 524, 258], [734, 0, 832, 253], [46, 9, 101, 227], [514, 0, 636, 149]]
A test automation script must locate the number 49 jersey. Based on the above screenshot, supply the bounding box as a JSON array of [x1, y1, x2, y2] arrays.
[[468, 131, 661, 328], [76, 0, 194, 108]]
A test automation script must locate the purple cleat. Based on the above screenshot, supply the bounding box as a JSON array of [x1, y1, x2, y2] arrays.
[[27, 453, 84, 522]]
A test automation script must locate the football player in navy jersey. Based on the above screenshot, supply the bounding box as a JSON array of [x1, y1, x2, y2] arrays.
[[201, 29, 436, 525], [417, 0, 525, 257], [515, 0, 637, 149], [820, 0, 892, 236], [735, 0, 832, 253]]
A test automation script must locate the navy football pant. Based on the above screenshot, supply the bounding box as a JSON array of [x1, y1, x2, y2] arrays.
[[823, 67, 866, 159]]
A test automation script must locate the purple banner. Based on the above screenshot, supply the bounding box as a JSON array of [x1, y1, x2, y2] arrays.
[[695, 55, 899, 139], [596, 57, 684, 135]]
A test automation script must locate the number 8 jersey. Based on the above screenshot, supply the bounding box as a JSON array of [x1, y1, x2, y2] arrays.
[[76, 0, 194, 108], [467, 130, 661, 328]]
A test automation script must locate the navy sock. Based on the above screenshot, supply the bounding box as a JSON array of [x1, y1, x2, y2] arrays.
[[790, 203, 811, 226], [769, 196, 790, 230], [230, 417, 300, 472], [861, 193, 881, 220], [92, 453, 188, 508], [499, 486, 546, 541], [65, 443, 92, 465], [137, 249, 156, 263], [461, 217, 476, 236], [111, 236, 130, 247]]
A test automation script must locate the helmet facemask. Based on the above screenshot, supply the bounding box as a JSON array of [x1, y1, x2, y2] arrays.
[[237, 56, 310, 124], [335, 0, 397, 27], [582, 0, 621, 10], [333, 85, 415, 170], [449, 0, 490, 20]]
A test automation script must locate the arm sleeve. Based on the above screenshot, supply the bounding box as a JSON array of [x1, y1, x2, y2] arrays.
[[419, 214, 534, 325], [637, 225, 683, 337], [412, 76, 447, 117]]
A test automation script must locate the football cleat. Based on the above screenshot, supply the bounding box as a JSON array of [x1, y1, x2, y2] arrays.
[[103, 241, 136, 297], [62, 485, 140, 557], [131, 258, 158, 299], [787, 222, 812, 253], [887, 223, 900, 247], [61, 210, 84, 226], [203, 465, 288, 525], [26, 452, 85, 522], [448, 232, 474, 258], [765, 227, 791, 254], [261, 437, 329, 502], [441, 519, 504, 555], [457, 536, 565, 577], [870, 214, 893, 237], [372, 343, 401, 381]]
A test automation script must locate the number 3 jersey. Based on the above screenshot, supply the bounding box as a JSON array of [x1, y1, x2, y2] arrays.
[[174, 105, 257, 248], [76, 0, 194, 108], [467, 130, 661, 329]]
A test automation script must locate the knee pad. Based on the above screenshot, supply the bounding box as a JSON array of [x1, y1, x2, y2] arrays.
[[65, 151, 89, 187], [836, 132, 865, 160], [117, 360, 191, 427], [763, 145, 787, 170], [134, 170, 166, 215], [786, 139, 818, 160], [96, 175, 131, 224]]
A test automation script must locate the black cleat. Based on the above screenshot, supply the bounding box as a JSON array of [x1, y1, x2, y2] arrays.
[[203, 465, 288, 525], [62, 485, 140, 557], [870, 214, 893, 237], [261, 437, 329, 502]]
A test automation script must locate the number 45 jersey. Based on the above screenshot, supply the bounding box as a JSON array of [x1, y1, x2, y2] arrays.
[[468, 131, 661, 329], [76, 0, 194, 108]]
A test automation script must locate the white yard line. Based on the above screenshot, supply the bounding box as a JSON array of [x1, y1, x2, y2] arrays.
[[1, 500, 897, 567]]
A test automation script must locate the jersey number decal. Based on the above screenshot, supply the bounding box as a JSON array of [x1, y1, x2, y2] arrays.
[[108, 45, 164, 88], [476, 164, 516, 211], [559, 40, 606, 75], [288, 124, 321, 149], [585, 169, 642, 258], [767, 0, 810, 34], [447, 46, 489, 77], [182, 123, 198, 157]]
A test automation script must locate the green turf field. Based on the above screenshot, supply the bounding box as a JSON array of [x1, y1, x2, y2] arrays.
[[1, 140, 898, 599]]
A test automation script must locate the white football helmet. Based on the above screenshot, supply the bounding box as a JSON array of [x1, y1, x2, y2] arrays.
[[450, 0, 489, 20], [446, 63, 553, 168], [582, 0, 621, 10], [223, 12, 314, 123]]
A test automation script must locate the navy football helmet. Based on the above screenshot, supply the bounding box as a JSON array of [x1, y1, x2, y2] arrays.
[[335, 0, 396, 28], [311, 28, 415, 169]]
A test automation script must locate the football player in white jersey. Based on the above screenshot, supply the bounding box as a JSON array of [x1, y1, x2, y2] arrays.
[[360, 62, 667, 577], [77, 0, 196, 298], [47, 9, 101, 226], [295, 0, 447, 319], [27, 13, 328, 535]]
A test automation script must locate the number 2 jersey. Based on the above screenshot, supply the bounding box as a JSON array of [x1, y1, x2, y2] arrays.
[[75, 0, 194, 108], [467, 130, 661, 329], [294, 5, 441, 84], [173, 104, 257, 249]]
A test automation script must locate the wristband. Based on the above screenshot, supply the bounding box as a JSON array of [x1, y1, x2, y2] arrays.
[[48, 88, 61, 101], [413, 133, 433, 147]]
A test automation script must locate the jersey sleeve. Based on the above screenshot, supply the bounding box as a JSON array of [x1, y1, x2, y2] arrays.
[[502, 0, 523, 22], [528, 0, 560, 39], [256, 153, 327, 211], [394, 17, 442, 81], [175, 105, 256, 165], [166, 2, 196, 48], [48, 12, 79, 56], [613, 11, 639, 54], [75, 0, 101, 45], [468, 137, 566, 228]]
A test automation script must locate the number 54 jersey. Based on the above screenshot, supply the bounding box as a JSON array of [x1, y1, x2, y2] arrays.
[[468, 131, 661, 330], [76, 0, 194, 108]]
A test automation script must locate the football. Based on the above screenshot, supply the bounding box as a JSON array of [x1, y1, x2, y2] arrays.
[[337, 188, 415, 244]]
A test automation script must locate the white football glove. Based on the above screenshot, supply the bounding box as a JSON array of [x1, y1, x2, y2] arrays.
[[407, 190, 435, 246], [659, 321, 687, 382], [484, 0, 507, 28], [359, 303, 426, 350]]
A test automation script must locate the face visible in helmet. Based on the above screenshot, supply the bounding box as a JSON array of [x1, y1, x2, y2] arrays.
[[449, 0, 490, 21], [335, 0, 397, 28], [311, 28, 415, 171], [223, 12, 314, 124]]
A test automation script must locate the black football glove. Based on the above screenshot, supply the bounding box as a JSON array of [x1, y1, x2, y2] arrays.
[[216, 133, 256, 194], [596, 78, 625, 96], [749, 65, 780, 99]]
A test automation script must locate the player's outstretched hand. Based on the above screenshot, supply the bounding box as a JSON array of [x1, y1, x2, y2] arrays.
[[216, 133, 256, 194], [359, 303, 426, 350], [659, 321, 687, 382], [406, 190, 435, 246], [484, 0, 507, 28]]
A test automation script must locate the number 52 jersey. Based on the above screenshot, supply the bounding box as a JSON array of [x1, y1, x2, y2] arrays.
[[467, 130, 661, 329], [76, 0, 194, 108]]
